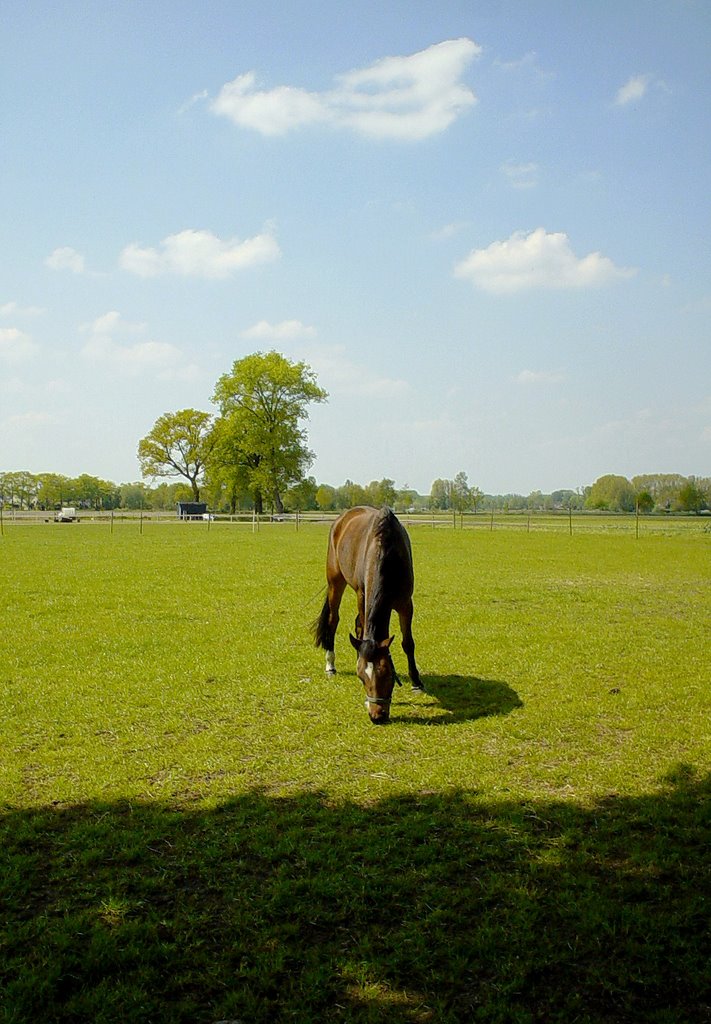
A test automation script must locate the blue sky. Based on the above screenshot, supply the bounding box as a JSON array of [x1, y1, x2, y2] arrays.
[[2, 0, 710, 494]]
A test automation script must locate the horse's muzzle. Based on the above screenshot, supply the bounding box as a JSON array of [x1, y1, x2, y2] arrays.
[[367, 708, 390, 725]]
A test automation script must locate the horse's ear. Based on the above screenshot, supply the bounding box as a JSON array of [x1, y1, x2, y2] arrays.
[[378, 636, 395, 650], [349, 633, 362, 651]]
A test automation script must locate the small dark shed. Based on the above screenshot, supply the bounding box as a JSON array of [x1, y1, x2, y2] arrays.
[[177, 502, 207, 520]]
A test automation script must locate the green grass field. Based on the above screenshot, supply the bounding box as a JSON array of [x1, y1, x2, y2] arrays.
[[1, 522, 709, 1022]]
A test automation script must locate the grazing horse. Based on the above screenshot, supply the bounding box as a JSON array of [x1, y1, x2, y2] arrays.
[[314, 506, 423, 723]]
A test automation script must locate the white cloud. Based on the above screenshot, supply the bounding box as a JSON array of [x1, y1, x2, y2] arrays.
[[178, 89, 209, 115], [501, 161, 539, 189], [0, 301, 44, 317], [81, 310, 188, 377], [454, 228, 636, 293], [212, 73, 329, 136], [119, 228, 280, 279], [614, 74, 653, 106], [0, 326, 37, 363], [45, 246, 86, 273], [299, 342, 409, 398], [495, 51, 539, 72], [517, 369, 565, 385], [89, 310, 146, 336], [211, 38, 481, 141], [431, 221, 468, 241], [241, 319, 316, 341], [4, 410, 58, 429]]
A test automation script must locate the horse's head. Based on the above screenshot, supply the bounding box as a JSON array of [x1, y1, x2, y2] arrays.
[[349, 634, 399, 724]]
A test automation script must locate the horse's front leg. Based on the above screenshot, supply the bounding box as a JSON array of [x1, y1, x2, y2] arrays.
[[354, 590, 366, 641], [315, 575, 346, 676], [398, 599, 423, 690]]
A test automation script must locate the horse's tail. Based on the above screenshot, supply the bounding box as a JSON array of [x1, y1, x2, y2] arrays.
[[312, 595, 332, 650]]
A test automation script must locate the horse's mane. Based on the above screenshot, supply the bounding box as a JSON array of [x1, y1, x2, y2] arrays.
[[373, 506, 398, 544], [362, 508, 402, 640]]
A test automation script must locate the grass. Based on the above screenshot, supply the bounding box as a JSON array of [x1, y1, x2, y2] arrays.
[[1, 521, 709, 1022]]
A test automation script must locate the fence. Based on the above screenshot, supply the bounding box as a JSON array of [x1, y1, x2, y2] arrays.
[[1, 506, 708, 537]]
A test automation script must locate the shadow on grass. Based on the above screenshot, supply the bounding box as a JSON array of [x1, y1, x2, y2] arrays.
[[402, 674, 524, 725], [2, 768, 710, 1024]]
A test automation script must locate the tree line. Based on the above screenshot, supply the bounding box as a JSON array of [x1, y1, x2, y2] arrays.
[[427, 473, 711, 515], [4, 469, 709, 518], [3, 351, 709, 515]]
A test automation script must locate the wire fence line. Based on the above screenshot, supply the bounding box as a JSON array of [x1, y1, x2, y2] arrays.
[[1, 506, 708, 537]]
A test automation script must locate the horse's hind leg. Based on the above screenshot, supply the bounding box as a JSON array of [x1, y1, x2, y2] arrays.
[[398, 599, 423, 690]]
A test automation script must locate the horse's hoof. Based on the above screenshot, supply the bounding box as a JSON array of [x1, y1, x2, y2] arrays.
[[412, 683, 425, 693], [326, 669, 337, 677]]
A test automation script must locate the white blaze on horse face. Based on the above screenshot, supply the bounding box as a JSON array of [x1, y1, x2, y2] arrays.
[[365, 662, 374, 681], [326, 651, 336, 674]]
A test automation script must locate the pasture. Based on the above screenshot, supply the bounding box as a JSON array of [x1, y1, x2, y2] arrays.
[[1, 521, 709, 1023]]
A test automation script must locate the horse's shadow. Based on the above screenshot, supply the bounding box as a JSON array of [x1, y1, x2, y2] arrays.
[[398, 673, 523, 725]]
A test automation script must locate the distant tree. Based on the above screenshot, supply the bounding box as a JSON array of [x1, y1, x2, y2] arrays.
[[74, 474, 120, 510], [586, 475, 636, 512], [469, 485, 483, 513], [430, 478, 452, 510], [677, 478, 707, 514], [35, 473, 72, 509], [149, 481, 193, 511], [0, 471, 38, 509], [336, 479, 367, 509], [315, 484, 337, 511], [212, 351, 327, 514], [632, 474, 688, 508], [284, 476, 319, 511], [120, 482, 152, 510], [451, 471, 471, 513], [396, 486, 419, 512], [364, 478, 397, 508], [551, 489, 573, 508], [501, 493, 527, 511], [636, 490, 655, 515], [138, 409, 214, 501]]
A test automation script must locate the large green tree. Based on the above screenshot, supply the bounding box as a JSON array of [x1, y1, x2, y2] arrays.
[[137, 409, 215, 501], [586, 474, 637, 512], [212, 351, 327, 514]]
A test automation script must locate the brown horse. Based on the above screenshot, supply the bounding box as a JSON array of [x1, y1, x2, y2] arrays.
[[313, 506, 423, 723]]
